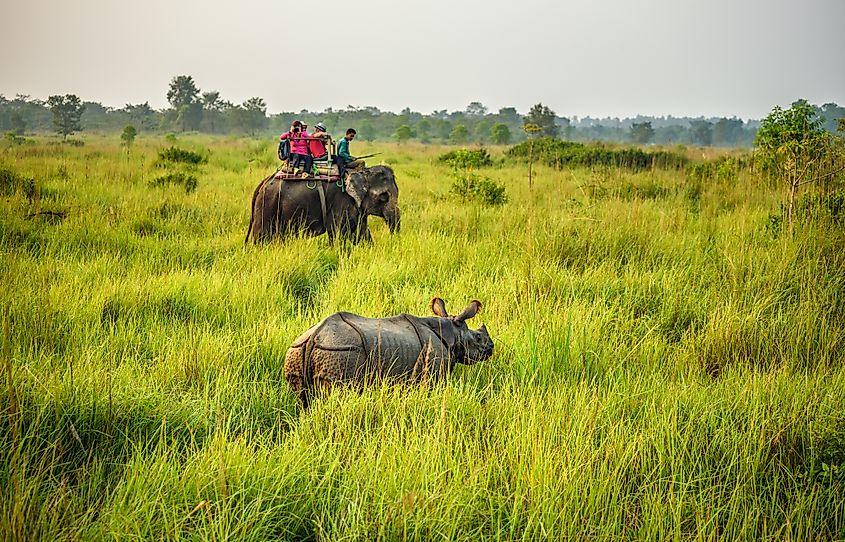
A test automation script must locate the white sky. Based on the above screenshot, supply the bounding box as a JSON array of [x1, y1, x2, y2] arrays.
[[1, 0, 843, 120]]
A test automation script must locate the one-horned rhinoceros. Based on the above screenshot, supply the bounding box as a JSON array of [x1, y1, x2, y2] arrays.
[[284, 298, 494, 408]]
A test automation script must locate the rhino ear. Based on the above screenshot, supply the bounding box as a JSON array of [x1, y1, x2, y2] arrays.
[[344, 170, 366, 207], [430, 297, 448, 317], [455, 300, 482, 322]]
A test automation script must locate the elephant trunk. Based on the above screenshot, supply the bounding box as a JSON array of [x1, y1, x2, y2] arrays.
[[384, 205, 401, 234]]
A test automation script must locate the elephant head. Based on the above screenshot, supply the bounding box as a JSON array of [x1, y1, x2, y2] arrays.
[[344, 165, 401, 234]]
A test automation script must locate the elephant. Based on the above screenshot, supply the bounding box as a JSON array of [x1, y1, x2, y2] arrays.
[[284, 298, 494, 409], [244, 165, 400, 244]]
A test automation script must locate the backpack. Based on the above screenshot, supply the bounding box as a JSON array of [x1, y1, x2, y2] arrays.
[[278, 138, 290, 161]]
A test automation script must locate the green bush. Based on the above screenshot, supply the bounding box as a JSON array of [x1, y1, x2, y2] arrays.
[[767, 190, 845, 233], [506, 137, 688, 171], [0, 164, 36, 199], [4, 132, 31, 145], [450, 171, 507, 206], [687, 156, 751, 183], [149, 172, 198, 194], [438, 148, 493, 169], [157, 146, 207, 165]]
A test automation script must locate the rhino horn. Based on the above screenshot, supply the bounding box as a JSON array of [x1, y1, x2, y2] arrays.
[[455, 300, 482, 322], [430, 297, 448, 317]]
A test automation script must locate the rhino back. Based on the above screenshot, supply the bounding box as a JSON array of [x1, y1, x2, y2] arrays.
[[339, 314, 452, 379]]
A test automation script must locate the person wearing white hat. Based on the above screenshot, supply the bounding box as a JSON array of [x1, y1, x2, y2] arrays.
[[308, 122, 330, 162]]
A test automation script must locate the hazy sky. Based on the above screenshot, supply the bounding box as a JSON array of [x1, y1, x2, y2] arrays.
[[2, 0, 843, 120]]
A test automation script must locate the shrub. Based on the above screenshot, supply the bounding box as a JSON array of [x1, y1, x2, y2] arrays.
[[767, 190, 845, 233], [149, 172, 199, 194], [506, 137, 688, 171], [4, 132, 30, 145], [438, 148, 493, 169], [157, 146, 207, 165], [687, 156, 751, 183], [0, 164, 36, 200], [450, 171, 507, 206]]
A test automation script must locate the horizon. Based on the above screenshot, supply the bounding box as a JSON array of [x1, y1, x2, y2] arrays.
[[2, 91, 827, 123]]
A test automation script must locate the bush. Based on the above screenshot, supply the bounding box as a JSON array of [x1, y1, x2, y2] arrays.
[[149, 172, 198, 194], [687, 156, 751, 183], [157, 146, 207, 166], [506, 137, 688, 171], [767, 190, 845, 234], [4, 132, 31, 145], [438, 148, 493, 169], [0, 164, 37, 200], [450, 171, 508, 206]]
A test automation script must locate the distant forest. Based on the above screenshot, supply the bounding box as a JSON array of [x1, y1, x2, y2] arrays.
[[2, 75, 844, 147]]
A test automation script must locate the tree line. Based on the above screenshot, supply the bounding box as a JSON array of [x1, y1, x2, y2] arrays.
[[2, 75, 843, 148]]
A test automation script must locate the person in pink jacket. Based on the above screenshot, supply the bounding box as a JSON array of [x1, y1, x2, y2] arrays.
[[279, 120, 311, 174]]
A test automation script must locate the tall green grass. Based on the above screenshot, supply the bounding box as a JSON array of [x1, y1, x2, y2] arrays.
[[1, 135, 844, 540]]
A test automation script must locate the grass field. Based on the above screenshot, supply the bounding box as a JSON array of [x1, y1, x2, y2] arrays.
[[2, 134, 844, 540]]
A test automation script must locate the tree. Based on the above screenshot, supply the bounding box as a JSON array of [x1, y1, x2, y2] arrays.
[[123, 102, 157, 131], [120, 125, 137, 153], [394, 124, 412, 144], [474, 119, 492, 143], [524, 103, 559, 138], [560, 117, 572, 140], [818, 102, 845, 134], [167, 75, 200, 131], [491, 123, 511, 145], [689, 120, 713, 146], [241, 97, 268, 136], [713, 118, 744, 147], [465, 101, 488, 116], [176, 103, 203, 132], [630, 122, 655, 144], [167, 75, 200, 109], [10, 112, 26, 135], [755, 99, 843, 230], [201, 91, 223, 133], [46, 94, 85, 139], [449, 124, 469, 144], [358, 121, 375, 141], [523, 123, 544, 188], [416, 118, 431, 142], [436, 119, 452, 142]]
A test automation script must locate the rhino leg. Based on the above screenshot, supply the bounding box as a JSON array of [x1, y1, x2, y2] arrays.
[[284, 343, 311, 408]]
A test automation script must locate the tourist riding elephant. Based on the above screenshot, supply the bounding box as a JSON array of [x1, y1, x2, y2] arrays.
[[245, 165, 401, 244]]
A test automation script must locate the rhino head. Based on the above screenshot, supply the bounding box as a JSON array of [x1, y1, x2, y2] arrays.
[[428, 297, 494, 364]]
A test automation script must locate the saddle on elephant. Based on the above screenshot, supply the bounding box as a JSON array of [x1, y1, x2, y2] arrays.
[[274, 161, 342, 181]]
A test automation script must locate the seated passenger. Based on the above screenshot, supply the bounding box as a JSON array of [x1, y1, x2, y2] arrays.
[[309, 122, 330, 162], [279, 121, 310, 174]]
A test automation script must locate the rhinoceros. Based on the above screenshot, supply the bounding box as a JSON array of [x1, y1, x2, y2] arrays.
[[284, 298, 494, 408]]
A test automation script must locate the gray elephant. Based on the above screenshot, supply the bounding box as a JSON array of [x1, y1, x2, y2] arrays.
[[284, 298, 494, 409], [245, 165, 401, 244]]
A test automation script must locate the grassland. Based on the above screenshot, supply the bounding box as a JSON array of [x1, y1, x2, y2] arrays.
[[1, 134, 844, 540]]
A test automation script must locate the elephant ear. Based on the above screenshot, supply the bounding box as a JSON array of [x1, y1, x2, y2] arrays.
[[344, 170, 367, 208], [430, 297, 448, 317]]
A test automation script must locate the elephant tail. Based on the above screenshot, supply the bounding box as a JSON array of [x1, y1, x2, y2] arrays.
[[245, 170, 278, 245]]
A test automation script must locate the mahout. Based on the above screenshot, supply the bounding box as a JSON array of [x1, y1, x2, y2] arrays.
[[284, 298, 494, 409]]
